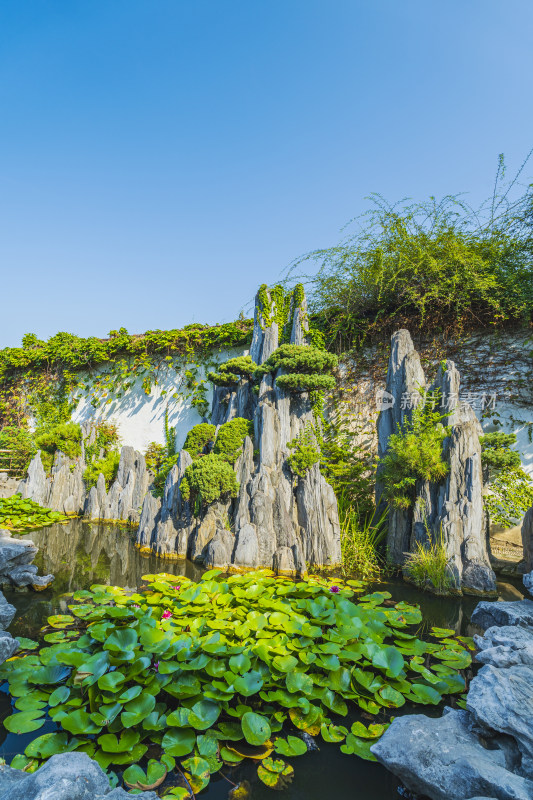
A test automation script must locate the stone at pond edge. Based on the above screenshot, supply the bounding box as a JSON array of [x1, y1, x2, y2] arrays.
[[370, 708, 533, 800], [0, 531, 54, 592], [0, 591, 15, 629], [0, 630, 18, 663], [0, 752, 158, 800], [471, 600, 533, 630], [467, 663, 533, 779], [474, 625, 533, 669]]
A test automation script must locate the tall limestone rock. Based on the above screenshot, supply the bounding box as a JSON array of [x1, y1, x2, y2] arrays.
[[377, 331, 497, 596], [136, 285, 341, 575]]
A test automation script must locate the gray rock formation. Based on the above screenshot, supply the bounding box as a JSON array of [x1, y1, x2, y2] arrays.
[[0, 472, 19, 499], [522, 505, 533, 572], [0, 752, 157, 800], [376, 329, 496, 596], [524, 571, 533, 597], [0, 530, 54, 591], [136, 285, 341, 574], [17, 452, 48, 506], [472, 600, 533, 630], [83, 446, 150, 524], [371, 708, 533, 800]]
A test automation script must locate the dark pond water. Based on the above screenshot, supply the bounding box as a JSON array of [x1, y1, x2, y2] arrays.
[[0, 520, 525, 800]]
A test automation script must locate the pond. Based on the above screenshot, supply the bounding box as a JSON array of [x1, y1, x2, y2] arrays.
[[0, 520, 525, 800]]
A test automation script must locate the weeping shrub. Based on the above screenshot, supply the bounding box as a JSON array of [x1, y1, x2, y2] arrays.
[[380, 398, 449, 509]]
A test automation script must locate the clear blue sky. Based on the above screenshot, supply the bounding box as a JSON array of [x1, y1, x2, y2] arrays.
[[1, 1, 532, 347]]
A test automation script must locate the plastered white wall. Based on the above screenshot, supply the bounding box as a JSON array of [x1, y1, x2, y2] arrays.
[[71, 347, 246, 454]]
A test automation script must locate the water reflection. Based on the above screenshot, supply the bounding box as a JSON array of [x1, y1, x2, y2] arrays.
[[6, 520, 203, 639]]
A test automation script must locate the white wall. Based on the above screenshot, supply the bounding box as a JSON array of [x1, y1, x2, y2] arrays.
[[71, 347, 246, 454]]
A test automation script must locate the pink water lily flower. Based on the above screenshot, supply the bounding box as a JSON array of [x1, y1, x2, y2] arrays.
[[153, 661, 160, 671], [162, 609, 173, 619], [329, 585, 340, 594], [173, 585, 181, 591]]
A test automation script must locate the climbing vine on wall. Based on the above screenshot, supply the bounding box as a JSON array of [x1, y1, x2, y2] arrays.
[[0, 320, 253, 439]]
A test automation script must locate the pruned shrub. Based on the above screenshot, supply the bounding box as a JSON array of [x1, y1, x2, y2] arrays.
[[180, 454, 239, 508]]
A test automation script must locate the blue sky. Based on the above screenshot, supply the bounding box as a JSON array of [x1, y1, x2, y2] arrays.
[[1, 1, 532, 347]]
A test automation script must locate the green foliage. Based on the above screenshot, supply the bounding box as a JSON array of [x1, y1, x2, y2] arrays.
[[320, 409, 375, 521], [35, 423, 82, 474], [287, 424, 321, 477], [83, 452, 121, 492], [252, 343, 338, 395], [338, 494, 386, 580], [293, 188, 533, 350], [180, 455, 238, 508], [404, 532, 455, 595], [480, 431, 533, 526], [254, 344, 337, 377], [0, 321, 253, 380], [208, 356, 257, 387], [153, 454, 180, 498], [276, 374, 336, 392], [144, 442, 166, 475], [0, 320, 252, 434], [484, 469, 533, 528], [82, 421, 120, 491], [163, 409, 176, 458], [0, 494, 67, 531], [480, 432, 521, 472], [0, 571, 470, 791], [183, 424, 216, 460], [84, 422, 119, 464], [213, 418, 253, 464], [0, 425, 36, 475], [380, 397, 449, 509]]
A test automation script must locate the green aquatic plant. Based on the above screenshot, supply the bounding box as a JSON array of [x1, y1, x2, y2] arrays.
[[404, 532, 455, 595], [180, 454, 239, 508], [338, 498, 387, 581], [0, 494, 68, 531], [0, 570, 471, 795]]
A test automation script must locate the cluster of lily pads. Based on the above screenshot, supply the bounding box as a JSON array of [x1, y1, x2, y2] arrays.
[[1, 570, 472, 796], [0, 494, 68, 532]]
